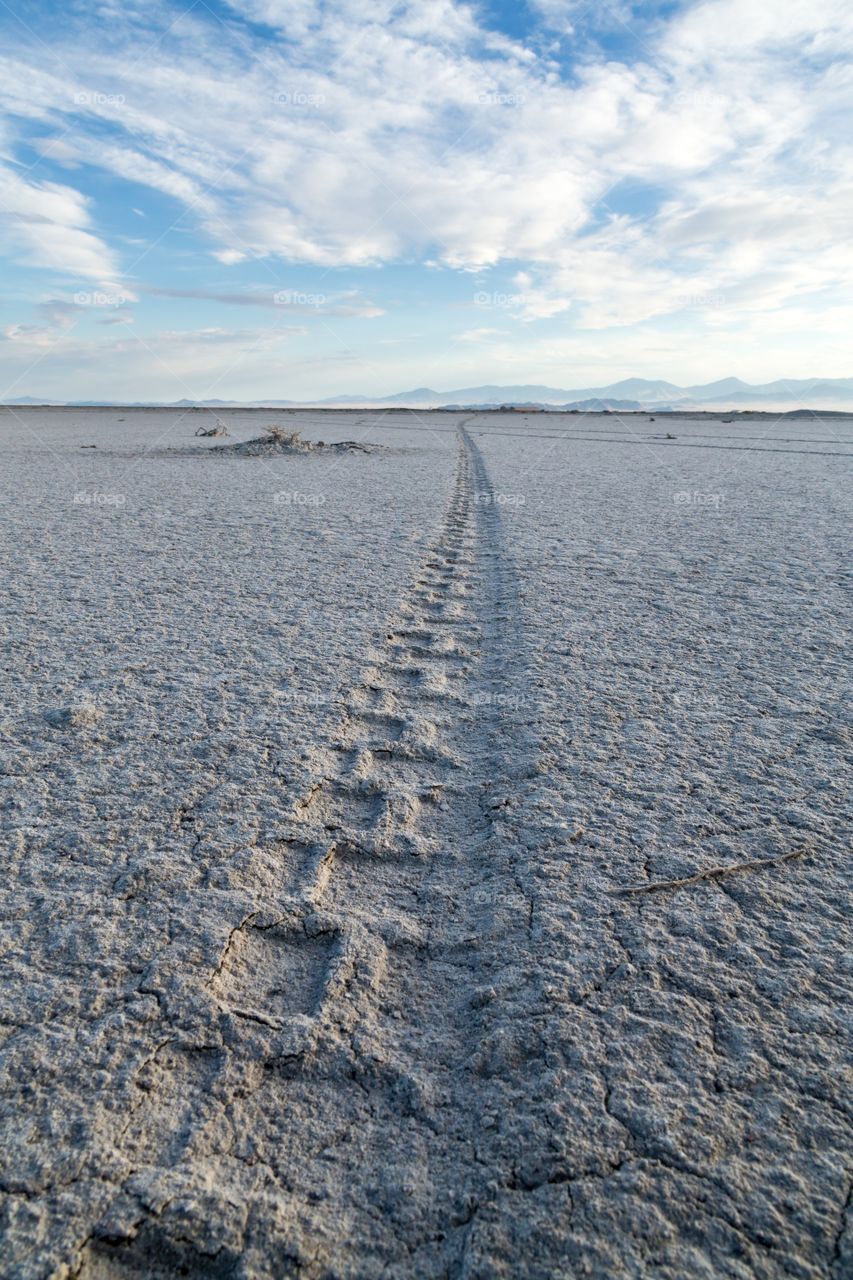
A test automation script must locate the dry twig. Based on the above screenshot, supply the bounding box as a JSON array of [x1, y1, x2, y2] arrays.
[[611, 847, 813, 895]]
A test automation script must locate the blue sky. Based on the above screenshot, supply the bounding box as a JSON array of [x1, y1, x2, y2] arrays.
[[0, 0, 851, 401]]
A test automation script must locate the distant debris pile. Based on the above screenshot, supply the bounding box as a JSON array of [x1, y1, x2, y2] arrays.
[[222, 427, 313, 455], [211, 427, 378, 457]]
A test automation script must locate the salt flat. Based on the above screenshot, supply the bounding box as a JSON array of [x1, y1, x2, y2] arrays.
[[1, 407, 851, 1279]]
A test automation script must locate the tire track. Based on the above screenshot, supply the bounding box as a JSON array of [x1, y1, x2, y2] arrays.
[[76, 426, 535, 1279]]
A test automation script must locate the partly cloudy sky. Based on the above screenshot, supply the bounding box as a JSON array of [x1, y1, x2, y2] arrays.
[[1, 0, 851, 400]]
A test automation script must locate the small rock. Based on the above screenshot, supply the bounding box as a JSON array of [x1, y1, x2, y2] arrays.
[[43, 703, 104, 729]]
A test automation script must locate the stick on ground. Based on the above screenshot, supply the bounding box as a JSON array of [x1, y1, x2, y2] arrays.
[[611, 847, 813, 895]]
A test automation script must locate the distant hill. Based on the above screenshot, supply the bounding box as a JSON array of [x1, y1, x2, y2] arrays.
[[5, 376, 853, 411], [333, 377, 853, 409]]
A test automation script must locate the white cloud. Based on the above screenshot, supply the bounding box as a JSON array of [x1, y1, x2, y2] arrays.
[[663, 0, 853, 65], [0, 163, 125, 285], [509, 271, 573, 321], [0, 320, 308, 400]]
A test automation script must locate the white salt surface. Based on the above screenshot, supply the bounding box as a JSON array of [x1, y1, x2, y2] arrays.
[[1, 407, 851, 1278]]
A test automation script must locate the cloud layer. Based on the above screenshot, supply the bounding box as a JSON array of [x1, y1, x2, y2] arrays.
[[0, 0, 851, 395]]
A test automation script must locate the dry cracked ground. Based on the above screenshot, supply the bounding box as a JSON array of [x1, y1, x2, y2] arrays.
[[1, 407, 851, 1279]]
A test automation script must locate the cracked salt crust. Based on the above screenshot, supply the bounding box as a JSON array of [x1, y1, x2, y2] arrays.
[[0, 407, 851, 1279]]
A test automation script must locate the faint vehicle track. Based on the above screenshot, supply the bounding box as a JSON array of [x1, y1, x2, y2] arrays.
[[74, 425, 538, 1278]]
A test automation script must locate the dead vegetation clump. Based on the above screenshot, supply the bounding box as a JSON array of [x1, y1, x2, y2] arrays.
[[208, 426, 379, 457], [221, 427, 313, 456], [194, 418, 230, 438]]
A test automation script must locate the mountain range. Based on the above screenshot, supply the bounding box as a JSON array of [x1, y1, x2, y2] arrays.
[[5, 376, 853, 411]]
